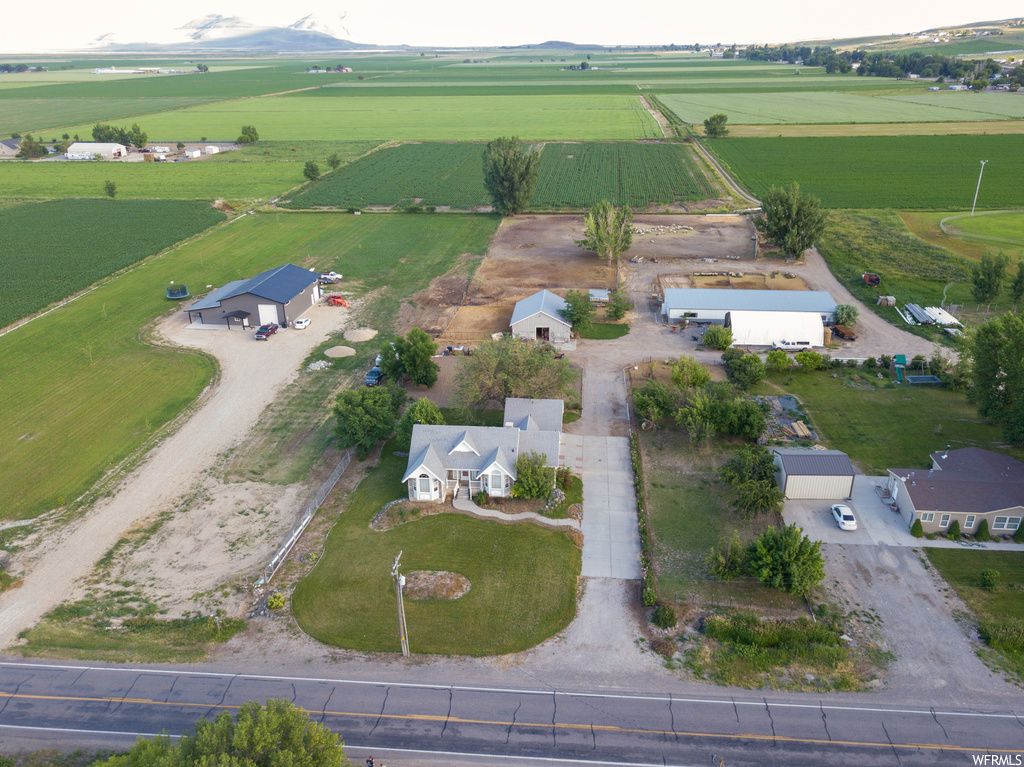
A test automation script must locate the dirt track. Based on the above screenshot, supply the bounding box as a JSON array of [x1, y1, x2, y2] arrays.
[[0, 302, 354, 648]]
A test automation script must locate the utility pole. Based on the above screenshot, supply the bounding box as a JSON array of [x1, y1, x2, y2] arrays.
[[971, 159, 988, 217], [392, 551, 409, 657]]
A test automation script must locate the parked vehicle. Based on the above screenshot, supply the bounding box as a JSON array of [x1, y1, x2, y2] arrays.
[[326, 295, 349, 307], [365, 366, 383, 387], [293, 318, 311, 329], [320, 271, 342, 284], [830, 504, 858, 531], [832, 325, 857, 341], [771, 339, 813, 351], [254, 323, 279, 340]]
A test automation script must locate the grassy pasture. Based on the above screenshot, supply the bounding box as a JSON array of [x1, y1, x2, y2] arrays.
[[0, 213, 498, 520], [887, 92, 1024, 120], [292, 439, 580, 655], [287, 141, 716, 210], [709, 134, 1024, 209], [727, 121, 1024, 137], [942, 210, 1024, 249], [0, 97, 217, 136], [658, 91, 1003, 126], [0, 141, 379, 201], [0, 200, 223, 328], [53, 95, 663, 142]]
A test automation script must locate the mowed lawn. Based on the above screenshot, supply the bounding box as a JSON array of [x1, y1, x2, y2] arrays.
[[53, 95, 662, 142], [0, 213, 499, 520], [756, 370, 1024, 474], [709, 134, 1024, 209], [943, 210, 1024, 248], [292, 442, 580, 655]]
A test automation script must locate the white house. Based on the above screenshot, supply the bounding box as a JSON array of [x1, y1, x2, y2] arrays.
[[510, 289, 572, 344], [661, 288, 836, 325], [402, 398, 563, 502], [65, 142, 127, 160]]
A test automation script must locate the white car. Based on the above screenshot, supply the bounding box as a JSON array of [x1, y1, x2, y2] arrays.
[[293, 318, 311, 329], [830, 504, 858, 531]]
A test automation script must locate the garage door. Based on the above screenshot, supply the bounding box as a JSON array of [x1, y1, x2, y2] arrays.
[[257, 304, 278, 325]]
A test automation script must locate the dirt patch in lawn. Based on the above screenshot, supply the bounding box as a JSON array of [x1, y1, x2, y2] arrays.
[[404, 570, 471, 601], [344, 327, 378, 343], [324, 346, 356, 358]]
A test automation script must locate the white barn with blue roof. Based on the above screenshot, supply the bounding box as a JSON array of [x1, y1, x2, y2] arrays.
[[185, 264, 321, 328]]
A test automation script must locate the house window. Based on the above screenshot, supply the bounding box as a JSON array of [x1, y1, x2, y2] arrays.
[[418, 476, 431, 494], [994, 516, 1021, 530], [939, 514, 950, 528], [490, 471, 502, 491], [920, 513, 934, 522], [964, 515, 976, 529]]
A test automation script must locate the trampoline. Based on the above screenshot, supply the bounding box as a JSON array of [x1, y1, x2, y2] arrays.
[[906, 375, 943, 387], [165, 284, 190, 300]]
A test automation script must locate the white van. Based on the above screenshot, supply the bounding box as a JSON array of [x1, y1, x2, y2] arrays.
[[771, 339, 813, 351]]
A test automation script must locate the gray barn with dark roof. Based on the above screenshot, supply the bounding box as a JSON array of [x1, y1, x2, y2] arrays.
[[186, 264, 320, 328], [771, 447, 856, 499]]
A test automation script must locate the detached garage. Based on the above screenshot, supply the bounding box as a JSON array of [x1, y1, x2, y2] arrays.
[[725, 310, 824, 347], [185, 263, 320, 328], [771, 448, 856, 500]]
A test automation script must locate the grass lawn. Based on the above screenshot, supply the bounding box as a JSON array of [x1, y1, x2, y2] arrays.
[[926, 549, 1024, 681], [0, 213, 499, 520], [754, 369, 1024, 474], [54, 95, 663, 142], [579, 322, 630, 340], [291, 440, 580, 655]]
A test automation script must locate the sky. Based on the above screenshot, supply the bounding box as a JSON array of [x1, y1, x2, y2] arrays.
[[0, 0, 1021, 53]]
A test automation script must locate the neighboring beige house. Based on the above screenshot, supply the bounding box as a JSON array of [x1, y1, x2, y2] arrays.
[[771, 448, 856, 499], [510, 290, 572, 344], [887, 447, 1024, 536], [402, 398, 563, 503], [0, 138, 21, 159]]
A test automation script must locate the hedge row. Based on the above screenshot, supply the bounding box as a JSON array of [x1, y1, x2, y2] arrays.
[[630, 433, 658, 606]]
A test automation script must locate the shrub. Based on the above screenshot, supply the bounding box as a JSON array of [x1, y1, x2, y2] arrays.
[[1014, 523, 1024, 544], [671, 354, 712, 389], [652, 605, 677, 629], [511, 451, 553, 499], [724, 351, 766, 390], [702, 325, 733, 351], [266, 593, 285, 610], [746, 524, 825, 595], [473, 491, 488, 507], [708, 530, 747, 580], [633, 378, 677, 424], [880, 354, 893, 368], [974, 519, 991, 541], [556, 466, 573, 491], [605, 289, 634, 320], [863, 357, 877, 370], [946, 519, 961, 541], [766, 349, 791, 373], [910, 519, 924, 538], [980, 619, 1024, 652], [980, 569, 1001, 591], [833, 304, 859, 326], [794, 349, 825, 372], [649, 637, 677, 657]]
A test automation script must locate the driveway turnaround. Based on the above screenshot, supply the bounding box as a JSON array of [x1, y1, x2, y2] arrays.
[[581, 435, 642, 578]]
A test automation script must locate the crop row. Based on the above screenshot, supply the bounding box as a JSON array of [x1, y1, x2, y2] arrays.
[[0, 199, 225, 328], [708, 134, 1024, 209]]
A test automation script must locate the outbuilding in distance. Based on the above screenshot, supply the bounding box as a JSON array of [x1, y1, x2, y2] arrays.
[[725, 310, 824, 347], [661, 288, 836, 325], [771, 447, 856, 500]]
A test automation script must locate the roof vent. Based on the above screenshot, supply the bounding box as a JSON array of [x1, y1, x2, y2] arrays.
[[943, 445, 950, 459], [505, 421, 514, 428]]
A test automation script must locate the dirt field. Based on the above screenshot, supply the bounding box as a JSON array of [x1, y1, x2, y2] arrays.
[[437, 302, 514, 346]]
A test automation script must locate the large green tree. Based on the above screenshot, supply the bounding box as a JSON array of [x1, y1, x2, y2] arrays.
[[703, 113, 729, 138], [754, 182, 829, 259], [559, 289, 596, 333], [381, 327, 440, 387], [452, 334, 577, 410], [1010, 259, 1024, 311], [334, 382, 407, 458], [482, 136, 540, 216], [970, 313, 1024, 444], [100, 698, 346, 766], [396, 397, 446, 448], [16, 133, 46, 159], [746, 524, 825, 595], [971, 251, 1010, 308], [575, 200, 633, 281]]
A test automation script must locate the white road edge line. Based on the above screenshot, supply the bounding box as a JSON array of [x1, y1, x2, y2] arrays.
[[346, 743, 700, 767], [0, 660, 1020, 720]]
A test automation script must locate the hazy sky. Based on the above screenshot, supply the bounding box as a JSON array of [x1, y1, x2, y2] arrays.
[[1, 0, 1021, 53]]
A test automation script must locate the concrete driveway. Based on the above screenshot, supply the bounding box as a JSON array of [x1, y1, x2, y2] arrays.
[[785, 475, 1024, 551]]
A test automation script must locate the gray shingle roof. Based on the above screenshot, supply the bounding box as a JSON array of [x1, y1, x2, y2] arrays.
[[504, 398, 563, 433], [510, 290, 570, 328], [772, 448, 855, 476], [890, 447, 1024, 514], [663, 288, 836, 314]]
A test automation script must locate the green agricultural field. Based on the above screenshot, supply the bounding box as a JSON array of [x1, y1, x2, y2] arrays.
[[0, 199, 224, 328], [292, 440, 580, 655], [659, 91, 1004, 126], [709, 134, 1024, 209], [0, 97, 218, 137], [288, 141, 716, 210], [0, 213, 498, 520], [942, 210, 1024, 249], [53, 95, 663, 142], [0, 141, 379, 201], [531, 141, 715, 206], [888, 92, 1024, 120]]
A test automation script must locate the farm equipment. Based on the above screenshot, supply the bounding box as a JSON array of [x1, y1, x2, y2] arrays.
[[832, 325, 857, 341], [862, 273, 880, 286], [327, 295, 349, 307]]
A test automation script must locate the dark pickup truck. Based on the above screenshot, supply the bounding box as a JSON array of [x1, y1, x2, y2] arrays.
[[254, 323, 279, 340], [832, 325, 857, 341]]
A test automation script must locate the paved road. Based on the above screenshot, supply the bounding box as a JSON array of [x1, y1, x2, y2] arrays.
[[1, 661, 1021, 765]]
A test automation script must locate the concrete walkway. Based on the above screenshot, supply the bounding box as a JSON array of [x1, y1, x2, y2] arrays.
[[451, 496, 580, 530], [581, 435, 642, 578]]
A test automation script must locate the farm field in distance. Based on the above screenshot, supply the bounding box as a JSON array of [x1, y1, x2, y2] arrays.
[[0, 97, 219, 137], [0, 199, 224, 328], [287, 141, 718, 210], [0, 213, 498, 520], [50, 94, 664, 142], [708, 134, 1024, 209]]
